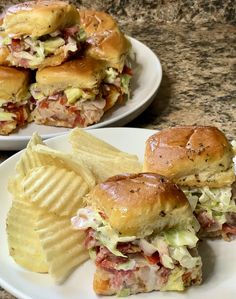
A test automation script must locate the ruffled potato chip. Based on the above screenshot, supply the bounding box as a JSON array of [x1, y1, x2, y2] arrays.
[[23, 165, 88, 216], [6, 200, 48, 273], [36, 212, 89, 283]]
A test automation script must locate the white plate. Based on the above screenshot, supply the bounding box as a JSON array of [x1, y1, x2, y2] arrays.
[[0, 37, 162, 150], [0, 127, 236, 299]]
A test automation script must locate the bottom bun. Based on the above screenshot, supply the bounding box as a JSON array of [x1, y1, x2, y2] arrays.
[[93, 261, 202, 296]]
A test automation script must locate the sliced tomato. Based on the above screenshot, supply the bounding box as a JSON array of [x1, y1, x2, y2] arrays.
[[144, 252, 160, 265], [122, 65, 133, 76]]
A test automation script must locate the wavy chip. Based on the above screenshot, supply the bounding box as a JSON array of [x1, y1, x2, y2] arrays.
[[33, 144, 96, 189], [6, 200, 48, 273], [16, 132, 54, 176], [70, 128, 120, 153], [8, 174, 25, 201], [73, 149, 142, 182], [69, 128, 138, 160], [36, 212, 89, 283], [23, 165, 88, 216]]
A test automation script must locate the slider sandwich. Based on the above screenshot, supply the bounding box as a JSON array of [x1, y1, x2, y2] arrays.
[[0, 1, 85, 69], [144, 126, 236, 239], [30, 56, 119, 127], [72, 173, 202, 296], [0, 66, 30, 135], [79, 10, 133, 111]]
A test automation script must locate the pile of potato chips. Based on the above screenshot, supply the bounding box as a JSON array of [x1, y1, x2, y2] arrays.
[[7, 128, 142, 283]]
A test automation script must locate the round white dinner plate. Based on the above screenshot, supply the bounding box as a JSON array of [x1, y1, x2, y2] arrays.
[[0, 37, 162, 150], [0, 127, 236, 299]]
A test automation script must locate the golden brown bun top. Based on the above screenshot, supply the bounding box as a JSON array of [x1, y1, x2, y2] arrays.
[[79, 9, 131, 71], [2, 1, 80, 37], [0, 66, 30, 102], [36, 56, 106, 93], [86, 173, 193, 237], [143, 126, 235, 188]]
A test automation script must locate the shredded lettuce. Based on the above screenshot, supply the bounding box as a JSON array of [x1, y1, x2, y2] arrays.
[[184, 186, 236, 226], [104, 68, 118, 84], [169, 246, 201, 269], [2, 36, 11, 45], [121, 74, 131, 97], [151, 236, 174, 269], [117, 288, 131, 297], [151, 230, 199, 270], [164, 229, 198, 249], [71, 208, 136, 257], [65, 87, 83, 104], [43, 37, 65, 54], [77, 27, 87, 42], [160, 267, 185, 291], [182, 189, 199, 211], [0, 111, 15, 121]]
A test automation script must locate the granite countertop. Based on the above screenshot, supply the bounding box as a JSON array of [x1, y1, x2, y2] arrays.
[[0, 0, 236, 298]]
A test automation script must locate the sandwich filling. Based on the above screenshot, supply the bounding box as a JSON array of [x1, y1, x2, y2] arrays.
[[29, 65, 132, 127], [0, 97, 30, 134], [72, 208, 202, 294], [0, 25, 86, 68], [183, 184, 236, 239]]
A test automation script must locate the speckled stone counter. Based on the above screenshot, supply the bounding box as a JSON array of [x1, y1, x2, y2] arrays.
[[0, 1, 236, 298]]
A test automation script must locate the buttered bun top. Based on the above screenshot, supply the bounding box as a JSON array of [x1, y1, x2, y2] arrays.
[[143, 126, 235, 188], [86, 173, 193, 238], [79, 10, 131, 72], [0, 66, 30, 102], [35, 56, 106, 93], [1, 1, 80, 37]]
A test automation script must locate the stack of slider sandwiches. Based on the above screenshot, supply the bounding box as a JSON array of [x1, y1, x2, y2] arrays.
[[0, 0, 132, 134]]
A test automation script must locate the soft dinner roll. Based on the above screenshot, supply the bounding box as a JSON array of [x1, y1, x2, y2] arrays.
[[79, 9, 131, 71], [2, 1, 80, 37], [86, 172, 193, 237], [143, 126, 235, 188]]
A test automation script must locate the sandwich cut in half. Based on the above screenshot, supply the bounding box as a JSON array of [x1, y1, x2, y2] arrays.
[[0, 66, 31, 135], [30, 56, 117, 127], [143, 126, 236, 240], [0, 1, 85, 69], [72, 173, 202, 296], [79, 10, 133, 111]]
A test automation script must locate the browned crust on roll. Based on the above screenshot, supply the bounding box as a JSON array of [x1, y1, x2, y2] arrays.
[[0, 46, 10, 66], [86, 173, 193, 237], [0, 66, 30, 102], [143, 126, 235, 188], [2, 1, 80, 38], [36, 56, 106, 91], [32, 114, 73, 128], [79, 9, 131, 71]]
